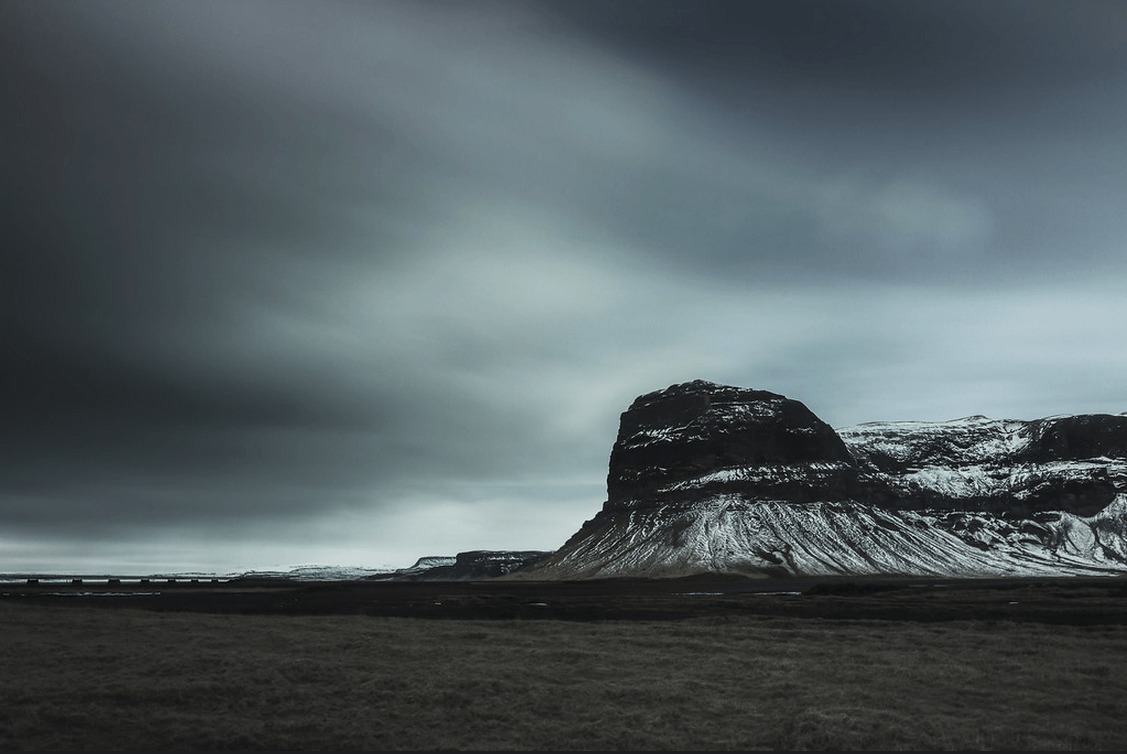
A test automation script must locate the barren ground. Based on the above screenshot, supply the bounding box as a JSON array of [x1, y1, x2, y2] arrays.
[[3, 576, 1127, 750]]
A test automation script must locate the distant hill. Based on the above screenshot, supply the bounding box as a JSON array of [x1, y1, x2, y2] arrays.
[[367, 551, 552, 581]]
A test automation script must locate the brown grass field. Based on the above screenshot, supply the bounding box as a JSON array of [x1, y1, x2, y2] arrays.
[[3, 576, 1127, 750]]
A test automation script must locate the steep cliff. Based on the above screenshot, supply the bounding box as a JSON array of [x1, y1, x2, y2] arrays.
[[521, 381, 1127, 579], [606, 381, 856, 509]]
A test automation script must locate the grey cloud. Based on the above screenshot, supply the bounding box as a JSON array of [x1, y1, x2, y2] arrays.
[[547, 1, 1127, 93]]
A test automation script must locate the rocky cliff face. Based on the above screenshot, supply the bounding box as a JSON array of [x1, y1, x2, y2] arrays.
[[606, 382, 856, 509], [521, 380, 1127, 579]]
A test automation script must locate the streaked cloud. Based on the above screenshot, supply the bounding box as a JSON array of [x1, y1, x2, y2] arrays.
[[2, 0, 1125, 572]]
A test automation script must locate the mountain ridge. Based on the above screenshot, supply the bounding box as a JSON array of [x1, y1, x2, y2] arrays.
[[515, 380, 1127, 580]]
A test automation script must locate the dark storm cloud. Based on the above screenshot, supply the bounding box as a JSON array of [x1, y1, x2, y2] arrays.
[[2, 1, 1126, 571], [550, 0, 1127, 89], [0, 1, 465, 537], [543, 0, 1127, 284]]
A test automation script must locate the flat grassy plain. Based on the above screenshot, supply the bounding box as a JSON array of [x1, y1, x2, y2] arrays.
[[3, 578, 1127, 750]]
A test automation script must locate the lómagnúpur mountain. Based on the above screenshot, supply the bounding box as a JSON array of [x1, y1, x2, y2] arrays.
[[520, 380, 1127, 579]]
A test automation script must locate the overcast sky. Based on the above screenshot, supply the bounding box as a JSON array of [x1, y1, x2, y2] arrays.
[[4, 0, 1127, 574]]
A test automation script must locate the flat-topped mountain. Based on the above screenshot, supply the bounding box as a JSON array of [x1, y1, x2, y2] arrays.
[[607, 382, 855, 509], [518, 380, 1127, 579]]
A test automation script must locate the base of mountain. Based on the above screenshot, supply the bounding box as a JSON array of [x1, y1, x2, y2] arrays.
[[6, 573, 1127, 624]]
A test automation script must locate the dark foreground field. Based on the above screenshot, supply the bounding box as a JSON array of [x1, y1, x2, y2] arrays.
[[3, 576, 1127, 750]]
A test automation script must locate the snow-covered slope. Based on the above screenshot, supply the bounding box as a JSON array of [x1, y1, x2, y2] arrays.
[[519, 382, 1127, 579], [524, 495, 1127, 580]]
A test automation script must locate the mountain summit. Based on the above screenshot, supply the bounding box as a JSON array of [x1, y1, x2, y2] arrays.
[[520, 381, 1127, 579]]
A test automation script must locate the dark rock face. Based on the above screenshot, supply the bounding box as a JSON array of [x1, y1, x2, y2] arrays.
[[1027, 415, 1127, 463], [518, 381, 1127, 580], [607, 380, 856, 509]]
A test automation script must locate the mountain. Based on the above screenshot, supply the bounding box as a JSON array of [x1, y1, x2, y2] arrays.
[[235, 565, 398, 581], [518, 380, 1127, 579], [367, 551, 552, 581]]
